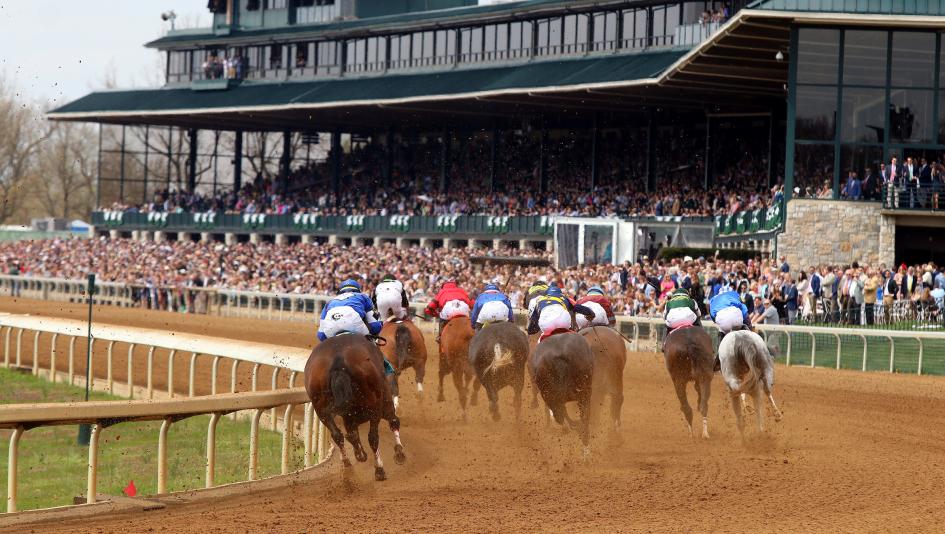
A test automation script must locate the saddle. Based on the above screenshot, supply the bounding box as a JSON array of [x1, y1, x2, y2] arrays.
[[538, 327, 572, 344], [332, 332, 395, 376]]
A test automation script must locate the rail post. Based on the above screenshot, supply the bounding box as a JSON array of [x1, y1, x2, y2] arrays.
[[167, 349, 176, 398], [281, 404, 294, 474], [127, 343, 136, 398], [859, 334, 868, 372], [32, 331, 40, 375], [834, 333, 842, 369], [49, 333, 58, 382], [189, 352, 199, 397], [147, 345, 155, 399], [785, 333, 792, 366], [157, 418, 171, 494], [248, 409, 263, 481], [7, 425, 23, 513], [917, 339, 924, 375], [270, 368, 281, 430], [303, 403, 314, 468], [206, 413, 221, 488], [3, 327, 9, 367], [211, 356, 221, 395], [230, 360, 240, 421], [68, 336, 77, 385], [809, 332, 816, 368], [107, 340, 115, 393], [251, 363, 261, 392], [87, 423, 102, 504], [887, 336, 894, 373], [15, 328, 22, 368]]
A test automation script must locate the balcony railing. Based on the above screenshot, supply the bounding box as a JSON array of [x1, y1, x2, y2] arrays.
[[882, 183, 945, 211]]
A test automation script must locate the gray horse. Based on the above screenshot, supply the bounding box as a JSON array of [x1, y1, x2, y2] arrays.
[[718, 330, 783, 434]]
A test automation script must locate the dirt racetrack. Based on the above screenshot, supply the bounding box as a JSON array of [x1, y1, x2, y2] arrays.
[[4, 297, 945, 533]]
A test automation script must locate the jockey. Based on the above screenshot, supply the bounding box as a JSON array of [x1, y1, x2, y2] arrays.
[[471, 283, 513, 331], [709, 288, 750, 337], [525, 280, 549, 314], [575, 285, 615, 329], [424, 280, 473, 340], [372, 273, 409, 321], [664, 287, 702, 332], [526, 283, 595, 340], [317, 279, 383, 341]]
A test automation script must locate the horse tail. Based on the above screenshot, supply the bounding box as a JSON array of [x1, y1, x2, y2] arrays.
[[329, 357, 354, 414], [550, 356, 573, 397], [485, 342, 515, 375], [394, 324, 412, 369]]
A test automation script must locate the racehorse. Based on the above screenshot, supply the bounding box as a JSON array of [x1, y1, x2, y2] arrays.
[[303, 334, 406, 481], [662, 325, 715, 439], [468, 322, 529, 421], [437, 316, 475, 420], [527, 333, 541, 409], [579, 326, 627, 431], [378, 318, 428, 410], [718, 330, 783, 434], [529, 332, 594, 456]]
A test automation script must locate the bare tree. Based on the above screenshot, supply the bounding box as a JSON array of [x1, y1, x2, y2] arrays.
[[33, 120, 97, 219], [0, 80, 47, 223]]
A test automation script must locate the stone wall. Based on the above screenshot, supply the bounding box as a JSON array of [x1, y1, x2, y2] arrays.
[[779, 199, 894, 269]]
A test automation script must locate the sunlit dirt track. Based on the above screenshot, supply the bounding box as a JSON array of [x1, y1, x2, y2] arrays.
[[4, 298, 945, 533]]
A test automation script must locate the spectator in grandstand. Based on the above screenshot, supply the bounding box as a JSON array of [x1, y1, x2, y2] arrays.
[[862, 166, 879, 201], [842, 170, 862, 200], [6, 260, 20, 298]]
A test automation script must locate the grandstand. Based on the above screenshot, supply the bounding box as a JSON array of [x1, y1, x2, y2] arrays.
[[48, 0, 945, 267]]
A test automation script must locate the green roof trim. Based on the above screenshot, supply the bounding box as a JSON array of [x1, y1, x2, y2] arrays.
[[50, 50, 686, 117], [147, 0, 608, 49], [747, 0, 945, 15]]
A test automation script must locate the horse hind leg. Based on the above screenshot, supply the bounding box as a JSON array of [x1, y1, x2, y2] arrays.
[[762, 379, 783, 422], [437, 363, 448, 403], [730, 391, 745, 436], [451, 367, 469, 421], [388, 415, 406, 465], [414, 361, 426, 400], [671, 378, 694, 437], [696, 376, 712, 439], [484, 380, 501, 422], [390, 373, 401, 411], [470, 376, 481, 407], [344, 417, 368, 463], [752, 384, 766, 432], [323, 415, 351, 468], [368, 419, 386, 481]]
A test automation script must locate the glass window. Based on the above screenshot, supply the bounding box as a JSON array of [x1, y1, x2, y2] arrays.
[[537, 19, 549, 51], [939, 91, 945, 145], [366, 38, 378, 66], [575, 13, 588, 49], [797, 28, 840, 85], [891, 31, 935, 88], [665, 3, 680, 37], [549, 17, 562, 50], [842, 30, 887, 86], [422, 31, 434, 60], [840, 145, 883, 187], [941, 37, 945, 89], [435, 30, 448, 62], [510, 21, 523, 50], [563, 15, 577, 46], [793, 144, 835, 195], [889, 89, 935, 143], [796, 85, 838, 141], [841, 88, 885, 143], [399, 34, 411, 64], [411, 32, 423, 61], [496, 23, 508, 57], [446, 28, 456, 59], [471, 26, 483, 58], [484, 25, 497, 54], [390, 36, 402, 64], [652, 7, 666, 44]]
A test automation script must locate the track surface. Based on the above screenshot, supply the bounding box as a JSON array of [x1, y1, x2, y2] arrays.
[[4, 298, 945, 533]]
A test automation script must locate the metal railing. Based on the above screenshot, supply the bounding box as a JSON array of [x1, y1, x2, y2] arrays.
[[882, 182, 945, 211], [0, 314, 330, 513]]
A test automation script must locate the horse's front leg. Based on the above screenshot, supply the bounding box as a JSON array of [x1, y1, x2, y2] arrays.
[[696, 376, 711, 439], [388, 414, 406, 465], [671, 377, 694, 437]]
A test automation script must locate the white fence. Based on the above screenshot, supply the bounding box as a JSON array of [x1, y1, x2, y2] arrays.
[[0, 314, 330, 514]]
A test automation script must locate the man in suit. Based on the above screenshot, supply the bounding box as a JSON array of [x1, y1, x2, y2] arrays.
[[862, 166, 878, 201], [887, 157, 901, 208], [918, 158, 933, 208], [904, 156, 918, 208], [882, 270, 898, 324], [843, 170, 862, 200], [821, 266, 837, 323]]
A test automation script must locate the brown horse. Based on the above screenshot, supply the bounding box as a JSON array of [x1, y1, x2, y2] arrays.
[[580, 326, 627, 431], [527, 333, 541, 409], [662, 325, 715, 439], [303, 334, 406, 481], [437, 316, 475, 419], [529, 332, 594, 456], [468, 322, 529, 421], [378, 319, 428, 410]]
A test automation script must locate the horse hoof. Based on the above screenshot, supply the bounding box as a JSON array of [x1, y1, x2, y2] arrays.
[[491, 410, 501, 423], [342, 458, 352, 468], [701, 431, 710, 439], [581, 446, 591, 462], [394, 444, 406, 465], [374, 467, 387, 481], [356, 450, 368, 463], [437, 393, 445, 403], [393, 396, 400, 410]]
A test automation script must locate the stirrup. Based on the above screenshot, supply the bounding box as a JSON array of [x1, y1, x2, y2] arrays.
[[383, 358, 396, 376]]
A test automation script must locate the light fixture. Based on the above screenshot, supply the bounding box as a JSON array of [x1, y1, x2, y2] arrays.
[[161, 10, 177, 30], [775, 50, 784, 62]]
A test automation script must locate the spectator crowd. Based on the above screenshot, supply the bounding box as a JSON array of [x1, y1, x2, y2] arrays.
[[1, 238, 941, 327]]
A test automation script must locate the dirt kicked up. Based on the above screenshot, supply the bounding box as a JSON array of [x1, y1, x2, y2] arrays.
[[3, 297, 945, 533]]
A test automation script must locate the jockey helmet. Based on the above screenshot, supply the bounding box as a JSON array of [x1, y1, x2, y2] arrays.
[[587, 285, 604, 296], [545, 284, 563, 298], [483, 283, 500, 292], [339, 279, 361, 293], [381, 273, 396, 282]]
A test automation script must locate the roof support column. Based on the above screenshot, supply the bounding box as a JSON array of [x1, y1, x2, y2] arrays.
[[96, 125, 103, 209], [767, 113, 775, 187], [212, 131, 220, 196], [704, 114, 713, 189], [281, 130, 291, 196], [119, 125, 127, 202], [590, 112, 599, 190], [645, 110, 656, 193], [142, 126, 150, 205], [233, 129, 243, 194], [187, 128, 198, 193], [166, 127, 173, 192], [489, 124, 498, 194], [439, 128, 451, 193], [539, 123, 548, 195], [331, 130, 341, 206], [783, 26, 798, 201]]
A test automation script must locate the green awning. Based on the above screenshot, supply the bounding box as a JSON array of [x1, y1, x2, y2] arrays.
[[50, 49, 686, 119]]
